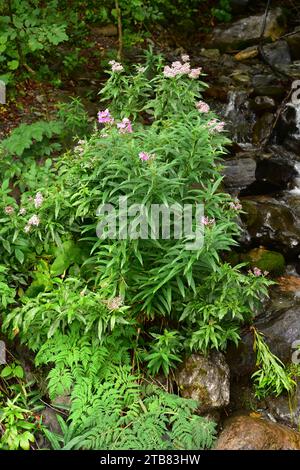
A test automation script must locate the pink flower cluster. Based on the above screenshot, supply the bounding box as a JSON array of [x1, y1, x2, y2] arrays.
[[163, 60, 202, 79], [139, 152, 151, 161], [248, 267, 269, 277], [117, 118, 133, 134], [74, 139, 86, 156], [109, 60, 124, 73], [104, 295, 124, 311], [34, 192, 43, 209], [4, 206, 14, 215], [229, 199, 242, 211], [196, 101, 210, 113], [24, 214, 40, 233], [181, 54, 190, 63], [98, 109, 114, 124], [207, 119, 225, 133], [201, 216, 215, 226], [98, 109, 133, 135]]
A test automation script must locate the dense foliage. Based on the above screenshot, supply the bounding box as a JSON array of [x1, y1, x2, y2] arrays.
[[0, 0, 233, 83], [0, 50, 286, 449]]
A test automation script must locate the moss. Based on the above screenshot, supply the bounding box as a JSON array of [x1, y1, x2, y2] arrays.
[[243, 247, 285, 276]]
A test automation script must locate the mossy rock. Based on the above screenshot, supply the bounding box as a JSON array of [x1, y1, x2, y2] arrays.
[[242, 247, 285, 275]]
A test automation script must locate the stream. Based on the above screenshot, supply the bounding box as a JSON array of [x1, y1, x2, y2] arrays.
[[183, 3, 300, 448]]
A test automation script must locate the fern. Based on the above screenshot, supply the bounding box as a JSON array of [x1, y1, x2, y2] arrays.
[[45, 374, 217, 450]]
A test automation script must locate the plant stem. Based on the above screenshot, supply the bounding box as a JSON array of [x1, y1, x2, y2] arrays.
[[115, 0, 123, 60]]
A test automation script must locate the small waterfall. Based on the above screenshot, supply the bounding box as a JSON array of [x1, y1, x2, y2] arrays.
[[225, 91, 237, 118], [293, 103, 300, 138], [290, 162, 300, 195], [223, 90, 256, 146]]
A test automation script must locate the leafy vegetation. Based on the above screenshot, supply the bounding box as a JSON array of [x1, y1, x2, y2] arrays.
[[0, 4, 294, 449]]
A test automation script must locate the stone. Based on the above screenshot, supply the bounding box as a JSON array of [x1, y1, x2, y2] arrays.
[[286, 28, 300, 60], [255, 151, 297, 189], [176, 352, 230, 413], [199, 48, 221, 60], [241, 196, 300, 256], [275, 103, 300, 154], [262, 40, 292, 66], [242, 247, 285, 276], [251, 73, 286, 98], [227, 287, 300, 377], [235, 46, 259, 61], [252, 112, 274, 145], [210, 8, 286, 51], [250, 96, 276, 113], [266, 380, 300, 429], [215, 414, 300, 450], [223, 155, 256, 195]]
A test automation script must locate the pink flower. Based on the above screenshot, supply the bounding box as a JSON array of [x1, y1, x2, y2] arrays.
[[28, 214, 40, 227], [109, 60, 124, 73], [24, 225, 31, 233], [4, 206, 14, 215], [19, 208, 26, 216], [117, 118, 133, 134], [104, 295, 124, 311], [163, 60, 191, 77], [34, 192, 43, 209], [98, 109, 114, 124], [189, 67, 202, 79], [201, 216, 215, 226], [253, 267, 262, 276], [139, 152, 151, 161], [196, 101, 210, 113], [248, 267, 266, 277], [181, 54, 190, 63], [163, 65, 177, 78], [229, 200, 242, 211], [207, 119, 225, 133]]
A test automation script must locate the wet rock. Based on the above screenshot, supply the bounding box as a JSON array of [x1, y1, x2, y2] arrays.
[[250, 96, 276, 114], [215, 414, 300, 449], [223, 154, 256, 195], [255, 152, 297, 189], [199, 48, 221, 60], [242, 247, 285, 276], [241, 196, 300, 255], [227, 287, 300, 377], [255, 301, 300, 364], [176, 352, 230, 413], [274, 103, 300, 154], [235, 46, 259, 62], [251, 74, 286, 98], [210, 8, 286, 51], [252, 112, 274, 145], [266, 380, 300, 429], [286, 28, 300, 60], [262, 40, 292, 67], [223, 91, 256, 144]]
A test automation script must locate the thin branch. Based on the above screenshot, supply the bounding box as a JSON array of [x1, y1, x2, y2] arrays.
[[115, 0, 123, 61]]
